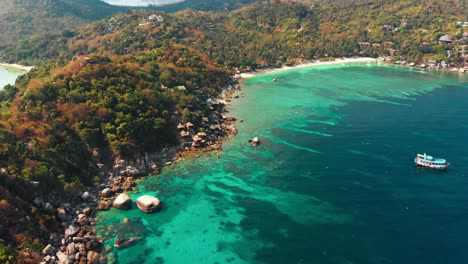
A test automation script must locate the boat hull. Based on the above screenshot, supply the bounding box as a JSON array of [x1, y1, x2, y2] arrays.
[[414, 162, 449, 169]]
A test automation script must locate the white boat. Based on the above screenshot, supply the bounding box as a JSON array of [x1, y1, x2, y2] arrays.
[[414, 153, 449, 169]]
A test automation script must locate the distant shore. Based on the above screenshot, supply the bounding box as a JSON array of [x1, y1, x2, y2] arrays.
[[239, 57, 378, 78], [0, 62, 34, 71]]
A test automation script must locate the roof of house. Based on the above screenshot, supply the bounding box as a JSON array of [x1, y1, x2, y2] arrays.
[[439, 34, 453, 42]]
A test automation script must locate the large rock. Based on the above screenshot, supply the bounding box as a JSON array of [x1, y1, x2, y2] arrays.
[[56, 207, 68, 221], [101, 188, 113, 198], [56, 251, 71, 264], [65, 225, 80, 239], [81, 191, 92, 201], [42, 244, 55, 256], [87, 251, 100, 264], [136, 195, 161, 213], [66, 242, 76, 257], [86, 240, 102, 252], [113, 193, 132, 210]]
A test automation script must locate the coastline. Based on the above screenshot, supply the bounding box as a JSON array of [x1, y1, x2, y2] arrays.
[[0, 62, 34, 72], [39, 82, 241, 263], [238, 57, 378, 78]]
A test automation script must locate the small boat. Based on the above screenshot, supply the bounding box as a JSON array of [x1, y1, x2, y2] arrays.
[[414, 153, 449, 169]]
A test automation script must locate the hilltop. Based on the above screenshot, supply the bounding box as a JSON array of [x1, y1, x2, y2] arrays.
[[0, 0, 131, 49]]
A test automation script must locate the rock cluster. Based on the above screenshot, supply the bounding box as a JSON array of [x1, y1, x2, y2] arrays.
[[39, 193, 104, 264]]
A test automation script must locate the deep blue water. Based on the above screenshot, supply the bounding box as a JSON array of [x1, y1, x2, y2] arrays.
[[97, 64, 468, 264]]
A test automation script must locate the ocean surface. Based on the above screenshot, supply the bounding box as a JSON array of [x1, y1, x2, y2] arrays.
[[97, 63, 468, 264], [0, 66, 25, 88]]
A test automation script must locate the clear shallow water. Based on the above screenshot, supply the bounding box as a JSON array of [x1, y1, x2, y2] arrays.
[[97, 64, 468, 264], [0, 66, 25, 88]]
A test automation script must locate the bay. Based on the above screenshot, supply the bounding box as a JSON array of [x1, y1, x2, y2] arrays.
[[0, 65, 25, 88], [97, 63, 468, 264]]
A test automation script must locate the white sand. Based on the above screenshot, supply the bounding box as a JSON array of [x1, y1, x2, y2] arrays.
[[0, 63, 34, 72], [239, 57, 378, 78]]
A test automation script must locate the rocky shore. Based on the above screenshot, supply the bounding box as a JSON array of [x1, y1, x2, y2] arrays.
[[38, 83, 242, 264]]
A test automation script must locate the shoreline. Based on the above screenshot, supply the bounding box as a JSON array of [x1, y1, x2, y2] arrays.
[[238, 57, 378, 78], [0, 62, 34, 72]]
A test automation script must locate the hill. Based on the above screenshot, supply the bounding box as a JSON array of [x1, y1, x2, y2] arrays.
[[0, 0, 129, 49]]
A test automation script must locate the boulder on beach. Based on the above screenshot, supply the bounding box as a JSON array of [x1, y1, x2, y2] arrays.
[[113, 193, 132, 210], [136, 195, 161, 213]]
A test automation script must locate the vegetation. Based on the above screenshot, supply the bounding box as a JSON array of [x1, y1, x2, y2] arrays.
[[0, 0, 467, 262], [0, 0, 130, 49], [3, 0, 467, 66]]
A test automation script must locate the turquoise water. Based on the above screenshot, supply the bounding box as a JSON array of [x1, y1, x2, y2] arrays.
[[97, 63, 468, 264], [0, 66, 25, 88]]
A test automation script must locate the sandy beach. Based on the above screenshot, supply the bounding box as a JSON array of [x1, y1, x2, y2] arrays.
[[0, 62, 34, 71], [239, 57, 378, 78]]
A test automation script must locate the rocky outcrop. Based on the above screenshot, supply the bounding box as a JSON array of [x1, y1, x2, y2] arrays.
[[136, 195, 161, 213], [113, 193, 132, 210], [38, 81, 242, 264]]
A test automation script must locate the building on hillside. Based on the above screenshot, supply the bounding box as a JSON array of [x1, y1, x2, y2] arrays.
[[438, 34, 453, 44], [456, 21, 468, 27], [139, 14, 164, 26]]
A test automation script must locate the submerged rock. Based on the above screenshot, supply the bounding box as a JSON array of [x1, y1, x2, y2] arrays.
[[113, 193, 132, 210], [136, 195, 161, 213], [114, 237, 137, 249]]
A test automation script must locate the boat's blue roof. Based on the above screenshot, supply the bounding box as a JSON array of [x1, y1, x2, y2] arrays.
[[434, 158, 446, 163]]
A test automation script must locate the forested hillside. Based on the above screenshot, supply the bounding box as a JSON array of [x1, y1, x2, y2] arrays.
[[3, 0, 467, 66], [0, 0, 130, 49], [0, 0, 467, 262], [0, 0, 260, 55]]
